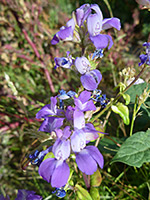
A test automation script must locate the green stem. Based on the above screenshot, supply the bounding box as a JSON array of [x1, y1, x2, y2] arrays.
[[130, 96, 138, 136], [102, 0, 113, 18], [91, 64, 146, 123]]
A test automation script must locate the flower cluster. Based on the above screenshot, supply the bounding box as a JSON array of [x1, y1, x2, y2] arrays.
[[25, 3, 121, 197], [51, 4, 121, 50], [35, 90, 105, 188], [51, 4, 121, 91]]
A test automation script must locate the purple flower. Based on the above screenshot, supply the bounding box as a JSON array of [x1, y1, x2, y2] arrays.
[[90, 34, 113, 50], [73, 109, 85, 130], [36, 96, 58, 119], [75, 4, 91, 27], [74, 90, 96, 111], [87, 4, 121, 49], [139, 42, 150, 66], [55, 126, 71, 139], [75, 56, 102, 90], [39, 139, 70, 188], [0, 190, 42, 200], [54, 51, 74, 69], [0, 194, 10, 200], [70, 130, 104, 175], [80, 69, 102, 91], [75, 56, 91, 74], [65, 106, 75, 121], [15, 190, 42, 200], [75, 146, 104, 175], [29, 146, 52, 166], [51, 19, 75, 45], [82, 123, 101, 142], [71, 129, 86, 152], [39, 117, 64, 133]]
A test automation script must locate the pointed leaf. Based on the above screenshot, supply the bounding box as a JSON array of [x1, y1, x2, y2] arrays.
[[111, 130, 150, 167]]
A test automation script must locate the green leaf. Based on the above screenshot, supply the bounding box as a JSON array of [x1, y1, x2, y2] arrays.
[[126, 82, 150, 103], [111, 102, 130, 125], [76, 184, 92, 200], [111, 130, 150, 167], [90, 187, 100, 200], [90, 169, 102, 187]]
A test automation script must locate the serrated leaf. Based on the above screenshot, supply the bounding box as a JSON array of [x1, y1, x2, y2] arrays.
[[90, 187, 100, 200], [111, 130, 150, 167], [111, 102, 130, 125], [90, 169, 102, 187], [76, 184, 92, 200]]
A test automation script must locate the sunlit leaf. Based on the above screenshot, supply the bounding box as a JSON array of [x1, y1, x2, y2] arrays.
[[111, 130, 150, 167]]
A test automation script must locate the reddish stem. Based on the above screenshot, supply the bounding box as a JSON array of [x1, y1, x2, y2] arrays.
[[22, 29, 55, 93]]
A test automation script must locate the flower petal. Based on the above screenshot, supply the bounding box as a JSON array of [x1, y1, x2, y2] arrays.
[[38, 158, 56, 183], [36, 97, 57, 119], [87, 13, 102, 36], [76, 149, 97, 174], [71, 129, 86, 152], [58, 26, 73, 41], [90, 4, 103, 21], [82, 123, 99, 141], [66, 18, 75, 31], [80, 69, 102, 91], [63, 126, 71, 139], [102, 18, 121, 31], [75, 56, 91, 74], [90, 34, 113, 49], [51, 34, 60, 45], [76, 4, 91, 26], [51, 161, 70, 188], [53, 139, 70, 161], [78, 90, 91, 103], [86, 145, 104, 169], [39, 117, 64, 133], [73, 109, 85, 129]]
